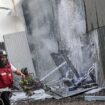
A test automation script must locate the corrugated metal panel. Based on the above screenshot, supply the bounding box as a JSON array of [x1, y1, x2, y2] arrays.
[[4, 31, 36, 76]]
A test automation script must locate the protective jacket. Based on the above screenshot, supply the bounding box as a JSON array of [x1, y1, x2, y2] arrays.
[[0, 64, 13, 88]]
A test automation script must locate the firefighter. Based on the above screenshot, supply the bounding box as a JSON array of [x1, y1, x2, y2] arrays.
[[0, 50, 25, 105]]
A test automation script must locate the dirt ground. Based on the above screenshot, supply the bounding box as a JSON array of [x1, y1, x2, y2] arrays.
[[15, 95, 105, 105]]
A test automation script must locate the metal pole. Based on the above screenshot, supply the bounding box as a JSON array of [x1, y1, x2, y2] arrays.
[[41, 61, 67, 81]]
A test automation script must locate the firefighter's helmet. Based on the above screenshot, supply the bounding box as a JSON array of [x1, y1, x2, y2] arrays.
[[0, 50, 7, 56]]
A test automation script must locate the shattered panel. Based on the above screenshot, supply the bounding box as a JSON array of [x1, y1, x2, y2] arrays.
[[22, 0, 98, 98]]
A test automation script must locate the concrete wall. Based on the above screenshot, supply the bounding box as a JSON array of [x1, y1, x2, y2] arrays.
[[84, 0, 105, 32], [96, 27, 105, 86], [84, 0, 105, 86]]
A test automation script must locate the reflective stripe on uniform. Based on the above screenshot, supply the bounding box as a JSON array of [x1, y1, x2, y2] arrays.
[[0, 87, 11, 92], [1, 73, 6, 76]]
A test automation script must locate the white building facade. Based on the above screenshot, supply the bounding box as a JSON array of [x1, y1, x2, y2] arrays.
[[0, 0, 36, 76]]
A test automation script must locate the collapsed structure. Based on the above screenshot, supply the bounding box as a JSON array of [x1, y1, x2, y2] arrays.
[[1, 0, 105, 100], [21, 0, 105, 98]]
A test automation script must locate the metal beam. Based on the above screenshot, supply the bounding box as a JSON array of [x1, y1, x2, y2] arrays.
[[85, 96, 105, 101]]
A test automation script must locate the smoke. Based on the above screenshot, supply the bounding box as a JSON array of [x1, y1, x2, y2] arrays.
[[58, 0, 86, 72], [23, 0, 98, 83], [27, 0, 58, 53]]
